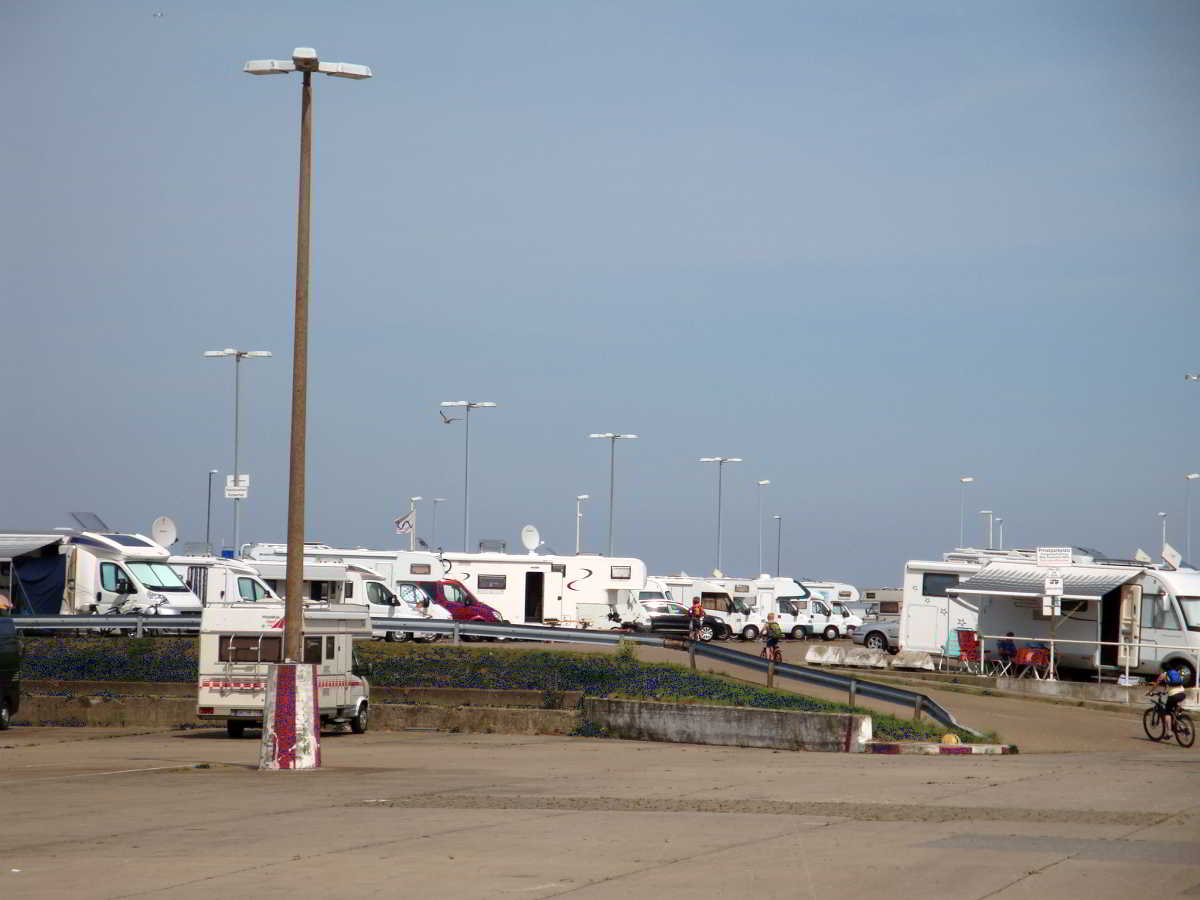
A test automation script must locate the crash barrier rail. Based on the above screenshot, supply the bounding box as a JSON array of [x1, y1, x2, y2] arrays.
[[9, 615, 979, 736], [977, 632, 1200, 684]]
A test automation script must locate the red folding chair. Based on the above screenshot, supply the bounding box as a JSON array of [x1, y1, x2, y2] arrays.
[[955, 629, 983, 675]]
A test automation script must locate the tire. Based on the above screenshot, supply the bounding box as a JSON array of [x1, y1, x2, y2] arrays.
[[697, 624, 716, 643], [822, 625, 839, 641], [1175, 711, 1195, 748], [0, 699, 10, 731], [227, 720, 247, 739], [742, 625, 760, 642], [863, 632, 889, 652], [384, 631, 398, 642], [790, 626, 807, 640], [350, 703, 369, 734], [1143, 707, 1165, 742]]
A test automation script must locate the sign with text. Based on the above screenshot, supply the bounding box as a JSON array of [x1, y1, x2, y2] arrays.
[[1036, 546, 1072, 568], [1043, 571, 1064, 597]]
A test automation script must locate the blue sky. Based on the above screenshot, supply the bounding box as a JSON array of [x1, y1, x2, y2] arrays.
[[2, 1, 1198, 586]]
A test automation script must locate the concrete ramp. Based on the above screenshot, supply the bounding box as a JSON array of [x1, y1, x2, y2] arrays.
[[842, 648, 888, 668], [804, 645, 847, 666], [890, 651, 936, 671]]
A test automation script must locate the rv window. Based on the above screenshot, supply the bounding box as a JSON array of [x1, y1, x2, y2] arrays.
[[398, 583, 434, 606], [880, 601, 900, 615], [478, 575, 507, 590], [409, 564, 432, 575], [366, 582, 394, 605], [866, 592, 876, 599], [1141, 595, 1182, 631], [100, 563, 122, 592], [326, 636, 335, 658], [303, 637, 322, 664], [611, 566, 632, 580], [1177, 596, 1200, 629], [344, 581, 354, 599], [701, 594, 728, 613], [638, 591, 667, 602], [218, 635, 283, 663], [237, 577, 268, 601], [786, 598, 807, 612], [921, 573, 959, 597]]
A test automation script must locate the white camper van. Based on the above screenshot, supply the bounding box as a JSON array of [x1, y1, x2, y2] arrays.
[[197, 601, 373, 737], [171, 555, 278, 605], [649, 575, 749, 639], [1, 531, 202, 616], [243, 543, 442, 592]]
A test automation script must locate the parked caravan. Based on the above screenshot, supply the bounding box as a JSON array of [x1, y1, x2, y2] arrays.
[[243, 543, 441, 593], [171, 555, 279, 605], [0, 531, 202, 616], [196, 602, 373, 737]]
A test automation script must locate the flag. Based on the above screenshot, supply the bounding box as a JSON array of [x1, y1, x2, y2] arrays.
[[394, 512, 413, 534]]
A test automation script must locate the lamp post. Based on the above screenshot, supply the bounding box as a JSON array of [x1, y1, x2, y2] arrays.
[[700, 457, 743, 574], [958, 476, 974, 547], [996, 517, 1004, 550], [575, 494, 589, 554], [431, 497, 445, 550], [773, 515, 783, 575], [1187, 475, 1200, 563], [1159, 511, 1168, 550], [205, 469, 219, 548], [979, 509, 994, 549], [756, 479, 770, 575], [244, 46, 371, 669], [203, 349, 272, 554], [442, 401, 497, 551], [588, 433, 638, 556], [407, 497, 422, 551]]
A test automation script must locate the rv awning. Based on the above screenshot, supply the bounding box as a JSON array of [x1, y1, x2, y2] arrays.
[[0, 533, 64, 559], [946, 563, 1139, 601]]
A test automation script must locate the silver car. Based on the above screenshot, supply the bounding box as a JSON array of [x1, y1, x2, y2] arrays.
[[852, 618, 899, 653]]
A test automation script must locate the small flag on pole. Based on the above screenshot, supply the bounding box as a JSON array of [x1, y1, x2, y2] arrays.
[[394, 512, 414, 534]]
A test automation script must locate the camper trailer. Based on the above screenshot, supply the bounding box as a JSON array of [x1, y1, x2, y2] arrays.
[[196, 602, 373, 737], [171, 555, 279, 605], [1, 531, 202, 616]]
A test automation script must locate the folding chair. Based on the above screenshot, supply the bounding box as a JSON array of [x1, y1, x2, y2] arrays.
[[939, 629, 962, 672], [955, 629, 983, 675]]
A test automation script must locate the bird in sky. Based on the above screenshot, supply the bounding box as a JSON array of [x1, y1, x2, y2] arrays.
[[439, 410, 461, 424]]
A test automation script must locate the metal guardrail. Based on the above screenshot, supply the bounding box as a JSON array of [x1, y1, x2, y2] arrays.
[[12, 615, 979, 735]]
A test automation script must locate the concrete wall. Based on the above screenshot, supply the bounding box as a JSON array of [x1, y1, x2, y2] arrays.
[[584, 698, 871, 752]]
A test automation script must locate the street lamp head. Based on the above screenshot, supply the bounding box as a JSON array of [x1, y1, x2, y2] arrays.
[[410, 496, 423, 502], [292, 47, 319, 71], [1186, 374, 1200, 381], [589, 433, 614, 439], [473, 402, 497, 408], [772, 515, 782, 521], [433, 497, 446, 502], [617, 434, 638, 439], [244, 59, 296, 75], [960, 476, 975, 484], [209, 469, 219, 474], [577, 494, 589, 501], [244, 350, 272, 358], [979, 509, 993, 515], [203, 350, 230, 357], [1188, 474, 1200, 481], [757, 479, 770, 486], [441, 401, 468, 407], [1158, 511, 1168, 518]]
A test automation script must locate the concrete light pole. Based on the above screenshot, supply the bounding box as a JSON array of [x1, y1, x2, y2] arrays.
[[431, 497, 445, 550], [959, 476, 974, 547], [755, 480, 770, 575], [407, 497, 422, 551], [773, 515, 783, 576], [205, 469, 219, 548], [980, 510, 994, 549], [575, 494, 589, 554], [588, 433, 638, 556], [996, 517, 1004, 550], [1187, 475, 1199, 562], [1159, 511, 1168, 550], [700, 457, 743, 574], [442, 401, 497, 552]]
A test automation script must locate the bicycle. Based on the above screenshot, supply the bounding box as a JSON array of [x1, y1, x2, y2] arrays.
[[1144, 690, 1195, 748], [759, 642, 783, 664]]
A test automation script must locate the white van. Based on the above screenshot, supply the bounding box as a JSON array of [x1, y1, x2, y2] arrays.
[[196, 602, 373, 738], [171, 555, 279, 605]]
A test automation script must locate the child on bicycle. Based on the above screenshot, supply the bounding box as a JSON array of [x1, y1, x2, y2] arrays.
[[763, 613, 783, 661], [688, 596, 705, 640], [1149, 661, 1187, 736]]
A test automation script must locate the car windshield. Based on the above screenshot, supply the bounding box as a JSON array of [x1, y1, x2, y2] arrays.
[[127, 562, 190, 591], [730, 596, 750, 614], [639, 591, 667, 601], [1177, 596, 1200, 629]]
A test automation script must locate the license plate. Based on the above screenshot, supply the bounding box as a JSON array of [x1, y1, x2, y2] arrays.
[[232, 710, 260, 717]]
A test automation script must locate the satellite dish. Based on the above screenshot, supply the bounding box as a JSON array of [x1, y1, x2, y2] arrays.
[[520, 525, 541, 553], [151, 516, 178, 547]]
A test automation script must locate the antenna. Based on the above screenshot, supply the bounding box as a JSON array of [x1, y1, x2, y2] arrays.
[[151, 516, 178, 547], [520, 525, 541, 553]]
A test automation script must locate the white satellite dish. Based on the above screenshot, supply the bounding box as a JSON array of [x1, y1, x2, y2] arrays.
[[151, 515, 178, 547], [520, 525, 541, 553]]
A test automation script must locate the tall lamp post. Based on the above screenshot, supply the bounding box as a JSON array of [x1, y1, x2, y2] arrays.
[[244, 46, 371, 679], [205, 469, 219, 547], [958, 476, 974, 547], [575, 494, 589, 554], [996, 517, 1004, 550], [773, 515, 783, 575], [588, 433, 638, 556], [203, 348, 272, 553], [431, 497, 445, 550], [979, 509, 994, 549], [1159, 511, 1168, 550], [407, 496, 422, 551], [700, 457, 743, 574], [1187, 474, 1200, 563], [755, 479, 770, 575], [441, 401, 497, 551]]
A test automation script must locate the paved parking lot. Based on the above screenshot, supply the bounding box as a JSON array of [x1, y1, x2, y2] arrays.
[[2, 724, 1197, 899]]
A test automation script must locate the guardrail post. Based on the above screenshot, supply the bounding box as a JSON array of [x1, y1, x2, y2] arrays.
[[452, 622, 460, 645], [912, 695, 923, 721], [136, 614, 144, 639], [849, 678, 857, 709], [767, 658, 775, 688], [688, 641, 696, 670]]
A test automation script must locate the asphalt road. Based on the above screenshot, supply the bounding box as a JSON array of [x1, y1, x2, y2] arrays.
[[1, 725, 1197, 900]]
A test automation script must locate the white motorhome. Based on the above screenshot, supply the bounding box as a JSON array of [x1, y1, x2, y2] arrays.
[[899, 548, 1200, 684], [171, 555, 279, 605], [1, 531, 202, 616], [196, 602, 373, 737], [443, 552, 648, 627], [243, 543, 442, 591], [648, 575, 750, 639]]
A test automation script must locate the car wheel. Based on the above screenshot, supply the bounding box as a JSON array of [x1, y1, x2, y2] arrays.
[[742, 625, 760, 642], [822, 625, 839, 641], [863, 632, 888, 652], [697, 624, 716, 643], [350, 703, 369, 734], [0, 699, 10, 731], [226, 720, 246, 739], [384, 631, 398, 643], [790, 626, 808, 640]]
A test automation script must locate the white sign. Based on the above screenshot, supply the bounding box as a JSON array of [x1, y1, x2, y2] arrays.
[[1036, 546, 1073, 567], [1043, 570, 1064, 597], [224, 485, 248, 499], [1041, 596, 1060, 617], [226, 474, 249, 488]]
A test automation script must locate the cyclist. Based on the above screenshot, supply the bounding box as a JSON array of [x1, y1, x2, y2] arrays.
[[762, 613, 784, 662], [688, 596, 706, 641], [1149, 660, 1187, 737]]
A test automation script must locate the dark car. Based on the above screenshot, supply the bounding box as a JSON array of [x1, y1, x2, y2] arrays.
[[627, 600, 722, 642], [397, 579, 505, 640], [0, 616, 20, 729]]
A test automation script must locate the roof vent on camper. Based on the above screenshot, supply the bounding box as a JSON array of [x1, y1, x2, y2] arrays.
[[479, 539, 506, 553]]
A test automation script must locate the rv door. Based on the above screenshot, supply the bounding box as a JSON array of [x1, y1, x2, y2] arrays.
[[1117, 584, 1142, 668]]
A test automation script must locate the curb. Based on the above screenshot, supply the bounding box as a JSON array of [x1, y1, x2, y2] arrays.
[[866, 741, 1018, 755]]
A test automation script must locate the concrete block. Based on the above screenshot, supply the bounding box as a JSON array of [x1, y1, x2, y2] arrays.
[[804, 645, 847, 666], [584, 698, 872, 752], [890, 651, 936, 671], [842, 648, 888, 669], [867, 741, 1017, 756], [372, 704, 578, 735]]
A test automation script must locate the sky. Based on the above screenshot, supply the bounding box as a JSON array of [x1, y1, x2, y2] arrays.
[[2, 1, 1198, 587]]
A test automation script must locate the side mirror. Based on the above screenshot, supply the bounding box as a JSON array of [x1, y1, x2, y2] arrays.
[[118, 581, 136, 595]]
